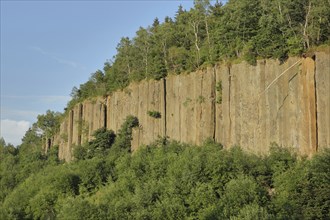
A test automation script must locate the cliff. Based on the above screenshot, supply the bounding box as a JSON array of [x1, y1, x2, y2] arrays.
[[51, 50, 330, 161]]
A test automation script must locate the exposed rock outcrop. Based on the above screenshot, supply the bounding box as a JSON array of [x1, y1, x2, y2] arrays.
[[215, 57, 317, 155], [316, 51, 330, 151], [107, 80, 165, 151], [166, 68, 216, 145], [51, 50, 330, 161]]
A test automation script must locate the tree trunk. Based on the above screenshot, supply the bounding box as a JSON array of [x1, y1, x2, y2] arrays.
[[191, 21, 201, 67], [205, 16, 212, 61], [303, 1, 312, 49]]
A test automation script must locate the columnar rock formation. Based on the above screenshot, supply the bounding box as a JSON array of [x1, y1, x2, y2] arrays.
[[51, 50, 330, 161], [107, 80, 166, 151]]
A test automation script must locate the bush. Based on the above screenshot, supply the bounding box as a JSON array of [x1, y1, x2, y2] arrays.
[[216, 81, 222, 104], [73, 128, 116, 160], [2, 135, 330, 220], [112, 115, 139, 152], [147, 111, 161, 119]]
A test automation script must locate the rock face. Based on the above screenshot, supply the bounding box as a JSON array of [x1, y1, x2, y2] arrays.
[[57, 98, 106, 161], [316, 51, 330, 151], [52, 50, 330, 161], [166, 68, 216, 145], [106, 80, 165, 151], [215, 57, 317, 155]]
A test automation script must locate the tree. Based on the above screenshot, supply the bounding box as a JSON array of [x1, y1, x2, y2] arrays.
[[87, 128, 116, 159], [132, 27, 152, 80], [221, 175, 265, 218], [59, 0, 329, 108], [112, 115, 139, 153], [254, 0, 288, 59], [148, 18, 168, 80], [114, 37, 133, 82], [306, 0, 330, 46], [192, 0, 213, 65], [37, 110, 61, 138]]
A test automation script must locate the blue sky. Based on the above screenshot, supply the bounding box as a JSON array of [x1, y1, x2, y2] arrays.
[[1, 0, 197, 146]]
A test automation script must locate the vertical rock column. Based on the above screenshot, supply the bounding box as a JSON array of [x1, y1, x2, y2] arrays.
[[93, 98, 106, 134], [132, 79, 166, 150], [298, 57, 317, 156], [107, 80, 165, 151], [53, 50, 329, 159], [315, 50, 330, 151], [215, 65, 230, 147], [261, 58, 302, 154], [71, 104, 82, 147], [65, 109, 74, 161], [166, 68, 215, 145], [215, 57, 319, 156], [81, 100, 92, 143], [80, 97, 107, 143], [57, 119, 68, 161]]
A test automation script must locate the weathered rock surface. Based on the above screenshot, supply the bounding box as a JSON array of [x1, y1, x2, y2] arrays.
[[107, 80, 165, 151], [52, 51, 330, 161], [166, 68, 216, 145], [215, 57, 317, 155], [81, 97, 107, 143], [316, 50, 330, 151]]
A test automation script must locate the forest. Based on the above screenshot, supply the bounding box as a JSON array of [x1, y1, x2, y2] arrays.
[[67, 0, 330, 110], [1, 115, 330, 219], [1, 0, 330, 219]]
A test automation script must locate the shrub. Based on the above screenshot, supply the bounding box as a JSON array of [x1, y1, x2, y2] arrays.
[[216, 81, 222, 104], [147, 111, 161, 119]]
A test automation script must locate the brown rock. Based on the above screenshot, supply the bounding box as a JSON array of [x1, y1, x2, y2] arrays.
[[52, 50, 330, 161]]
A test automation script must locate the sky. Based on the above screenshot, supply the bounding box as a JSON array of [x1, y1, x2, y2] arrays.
[[0, 0, 197, 146]]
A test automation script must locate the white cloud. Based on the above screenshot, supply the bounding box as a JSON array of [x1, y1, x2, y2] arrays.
[[0, 119, 30, 146]]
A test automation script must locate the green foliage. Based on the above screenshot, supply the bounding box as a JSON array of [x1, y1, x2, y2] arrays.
[[88, 128, 116, 156], [69, 70, 107, 108], [77, 159, 109, 194], [1, 137, 330, 219], [63, 0, 330, 109], [73, 144, 87, 161], [271, 149, 330, 219], [73, 128, 116, 160], [111, 115, 139, 153], [4, 106, 329, 220], [231, 203, 270, 220], [147, 110, 161, 119], [197, 95, 206, 104], [216, 81, 222, 104], [56, 196, 106, 220], [302, 149, 330, 219], [1, 2, 330, 216], [183, 97, 193, 107], [221, 175, 265, 218], [29, 188, 58, 219], [267, 143, 297, 178], [0, 139, 19, 202], [47, 145, 60, 165], [37, 110, 62, 137], [196, 95, 205, 104]]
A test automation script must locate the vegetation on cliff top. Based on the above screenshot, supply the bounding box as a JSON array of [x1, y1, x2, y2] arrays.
[[67, 0, 330, 110], [2, 0, 330, 218], [1, 119, 330, 219]]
